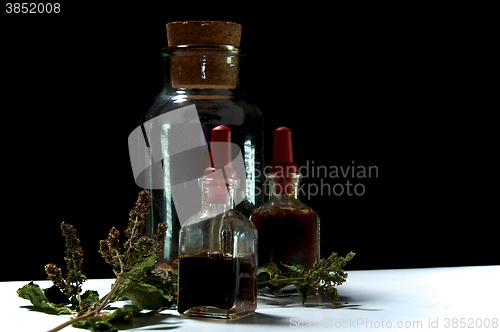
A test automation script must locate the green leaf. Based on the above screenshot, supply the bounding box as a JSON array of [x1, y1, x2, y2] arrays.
[[281, 261, 305, 276], [108, 252, 159, 303], [126, 252, 157, 276], [257, 262, 282, 281], [17, 281, 71, 314], [123, 279, 173, 310], [257, 262, 280, 277], [107, 304, 141, 320], [72, 305, 140, 331], [293, 280, 310, 304], [257, 262, 282, 287], [326, 286, 339, 303], [80, 290, 99, 311]]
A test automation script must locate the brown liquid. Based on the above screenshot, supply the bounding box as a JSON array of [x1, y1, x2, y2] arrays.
[[177, 251, 256, 314], [251, 208, 318, 271]]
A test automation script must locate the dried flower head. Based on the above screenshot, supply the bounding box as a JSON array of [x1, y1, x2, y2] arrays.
[[155, 222, 167, 254], [123, 189, 153, 265], [44, 263, 65, 291], [125, 189, 151, 243], [61, 222, 86, 287], [100, 189, 167, 271], [99, 239, 113, 267], [99, 227, 122, 271], [44, 222, 86, 307]]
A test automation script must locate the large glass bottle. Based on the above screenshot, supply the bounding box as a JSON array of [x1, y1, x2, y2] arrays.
[[177, 126, 257, 319], [250, 127, 320, 297], [141, 21, 264, 270]]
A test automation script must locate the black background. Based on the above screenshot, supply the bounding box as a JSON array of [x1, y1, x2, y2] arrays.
[[1, 3, 497, 281]]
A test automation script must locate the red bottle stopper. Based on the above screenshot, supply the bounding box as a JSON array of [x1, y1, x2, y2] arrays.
[[211, 125, 232, 169], [269, 127, 298, 195], [204, 126, 236, 204], [204, 125, 236, 179], [270, 127, 298, 174]]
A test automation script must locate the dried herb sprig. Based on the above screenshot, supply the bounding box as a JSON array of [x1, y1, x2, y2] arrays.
[[44, 222, 86, 309], [124, 189, 151, 252], [99, 189, 167, 272], [98, 227, 121, 270], [18, 189, 172, 332]]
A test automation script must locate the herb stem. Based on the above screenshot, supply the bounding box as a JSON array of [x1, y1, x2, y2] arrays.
[[96, 252, 125, 312], [124, 216, 139, 262], [97, 275, 124, 312], [46, 311, 96, 332], [257, 277, 305, 285]]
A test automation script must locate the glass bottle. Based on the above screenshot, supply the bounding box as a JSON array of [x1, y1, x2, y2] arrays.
[[250, 127, 320, 297], [140, 21, 264, 270], [177, 126, 257, 319]]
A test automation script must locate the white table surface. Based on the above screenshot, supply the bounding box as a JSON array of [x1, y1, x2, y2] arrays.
[[2, 265, 499, 331]]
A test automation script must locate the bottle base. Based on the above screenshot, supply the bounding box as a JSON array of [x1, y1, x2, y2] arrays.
[[180, 303, 256, 319]]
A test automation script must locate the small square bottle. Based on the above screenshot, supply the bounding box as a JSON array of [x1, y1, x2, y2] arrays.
[[177, 126, 258, 318]]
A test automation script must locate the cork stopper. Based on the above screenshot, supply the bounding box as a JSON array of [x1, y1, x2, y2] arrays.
[[165, 21, 242, 89], [166, 21, 242, 47]]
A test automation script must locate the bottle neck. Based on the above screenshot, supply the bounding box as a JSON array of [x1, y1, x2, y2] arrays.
[[200, 178, 238, 214], [267, 173, 302, 203], [164, 87, 236, 103], [163, 45, 240, 90]]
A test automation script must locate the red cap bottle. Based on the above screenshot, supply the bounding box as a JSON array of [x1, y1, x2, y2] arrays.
[[250, 126, 320, 297]]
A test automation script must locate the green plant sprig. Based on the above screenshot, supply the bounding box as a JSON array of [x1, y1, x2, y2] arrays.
[[257, 251, 355, 304]]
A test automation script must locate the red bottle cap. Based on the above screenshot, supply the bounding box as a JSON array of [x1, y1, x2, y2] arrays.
[[204, 126, 237, 204], [204, 125, 237, 179], [270, 127, 298, 174]]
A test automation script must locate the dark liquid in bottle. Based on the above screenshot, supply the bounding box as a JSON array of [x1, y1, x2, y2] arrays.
[[177, 251, 256, 314], [251, 208, 318, 270]]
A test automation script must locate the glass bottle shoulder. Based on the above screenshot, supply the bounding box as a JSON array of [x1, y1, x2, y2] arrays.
[[182, 209, 256, 233], [144, 89, 263, 127], [179, 209, 257, 258], [253, 199, 313, 214]]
